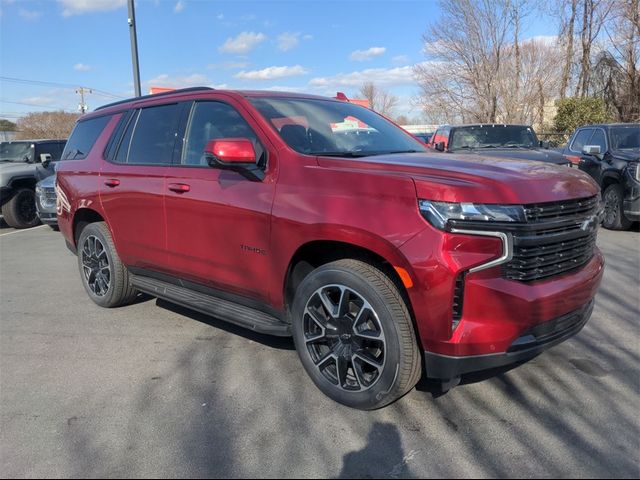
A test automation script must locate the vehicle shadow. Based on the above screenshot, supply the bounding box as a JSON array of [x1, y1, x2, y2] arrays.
[[155, 298, 295, 351]]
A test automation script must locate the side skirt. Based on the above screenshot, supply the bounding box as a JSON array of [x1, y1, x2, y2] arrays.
[[129, 273, 291, 337]]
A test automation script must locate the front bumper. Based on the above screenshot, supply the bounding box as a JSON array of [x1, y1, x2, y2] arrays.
[[424, 300, 594, 379]]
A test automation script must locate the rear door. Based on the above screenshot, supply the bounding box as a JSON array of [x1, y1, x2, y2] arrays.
[[580, 127, 608, 183], [163, 97, 276, 303], [99, 103, 181, 271]]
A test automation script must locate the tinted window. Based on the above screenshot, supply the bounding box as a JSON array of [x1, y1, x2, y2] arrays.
[[250, 97, 425, 156], [182, 101, 259, 166], [609, 126, 640, 150], [104, 111, 132, 161], [114, 111, 138, 164], [127, 104, 180, 165], [62, 115, 112, 160], [588, 129, 607, 152], [569, 129, 593, 153], [37, 142, 64, 161], [449, 125, 537, 150]]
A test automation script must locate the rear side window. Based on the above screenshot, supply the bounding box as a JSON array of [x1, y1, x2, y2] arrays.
[[123, 103, 180, 165], [569, 128, 593, 153], [62, 115, 112, 160]]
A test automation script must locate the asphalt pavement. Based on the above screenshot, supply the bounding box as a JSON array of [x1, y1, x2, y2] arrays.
[[1, 220, 639, 478]]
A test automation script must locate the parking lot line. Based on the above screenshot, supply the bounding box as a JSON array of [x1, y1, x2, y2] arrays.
[[0, 225, 48, 237]]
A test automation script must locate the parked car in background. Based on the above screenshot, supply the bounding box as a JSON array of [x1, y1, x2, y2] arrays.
[[412, 132, 433, 145], [428, 124, 569, 166], [56, 88, 603, 409], [0, 139, 66, 228], [35, 172, 58, 229], [561, 124, 639, 230]]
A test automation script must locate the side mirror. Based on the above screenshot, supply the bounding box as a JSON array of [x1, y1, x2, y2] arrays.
[[435, 141, 446, 152], [539, 140, 549, 149], [582, 145, 602, 156], [40, 153, 52, 168], [204, 138, 264, 181]]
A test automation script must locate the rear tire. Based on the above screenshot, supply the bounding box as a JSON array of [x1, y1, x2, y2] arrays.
[[291, 259, 422, 410], [77, 222, 138, 308], [602, 184, 632, 230], [1, 188, 40, 229]]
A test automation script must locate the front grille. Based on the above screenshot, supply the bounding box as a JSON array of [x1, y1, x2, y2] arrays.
[[505, 196, 600, 282]]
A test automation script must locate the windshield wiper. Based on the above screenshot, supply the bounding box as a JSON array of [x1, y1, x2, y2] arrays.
[[64, 149, 84, 160], [313, 151, 376, 158]]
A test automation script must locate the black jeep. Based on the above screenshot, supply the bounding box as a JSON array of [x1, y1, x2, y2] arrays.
[[562, 124, 639, 230]]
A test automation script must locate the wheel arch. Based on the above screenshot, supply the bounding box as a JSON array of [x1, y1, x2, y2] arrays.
[[72, 208, 105, 246], [283, 238, 417, 325]]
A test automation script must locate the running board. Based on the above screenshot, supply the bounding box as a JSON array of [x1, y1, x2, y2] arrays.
[[130, 275, 291, 337]]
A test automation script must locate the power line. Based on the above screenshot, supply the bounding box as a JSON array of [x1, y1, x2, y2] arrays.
[[0, 76, 125, 99], [0, 100, 71, 110]]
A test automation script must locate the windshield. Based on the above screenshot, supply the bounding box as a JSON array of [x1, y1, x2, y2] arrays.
[[609, 126, 640, 150], [0, 142, 33, 163], [249, 97, 426, 157], [449, 125, 537, 150]]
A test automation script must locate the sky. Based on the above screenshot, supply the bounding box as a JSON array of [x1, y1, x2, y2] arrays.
[[0, 0, 557, 121]]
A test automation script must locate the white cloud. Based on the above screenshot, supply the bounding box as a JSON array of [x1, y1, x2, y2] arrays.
[[174, 1, 185, 13], [208, 61, 250, 70], [527, 35, 559, 46], [392, 55, 410, 65], [235, 65, 308, 81], [145, 73, 212, 89], [349, 47, 386, 61], [19, 9, 42, 20], [73, 63, 92, 72], [59, 0, 126, 17], [216, 13, 224, 20], [309, 65, 416, 89], [277, 32, 301, 52], [219, 32, 266, 54]]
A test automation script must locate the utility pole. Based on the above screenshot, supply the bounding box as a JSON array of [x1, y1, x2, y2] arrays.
[[127, 0, 141, 97], [76, 87, 92, 113]]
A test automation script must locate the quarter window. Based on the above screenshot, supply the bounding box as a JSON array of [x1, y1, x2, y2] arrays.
[[62, 115, 112, 160]]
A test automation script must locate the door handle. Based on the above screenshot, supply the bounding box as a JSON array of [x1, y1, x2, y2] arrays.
[[168, 183, 191, 193], [104, 179, 120, 188]]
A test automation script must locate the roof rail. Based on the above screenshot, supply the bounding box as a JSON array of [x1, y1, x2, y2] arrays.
[[94, 86, 214, 111]]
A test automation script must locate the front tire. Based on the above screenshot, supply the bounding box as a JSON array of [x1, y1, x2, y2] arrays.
[[602, 184, 632, 230], [1, 188, 40, 229], [77, 222, 137, 308], [291, 259, 422, 410]]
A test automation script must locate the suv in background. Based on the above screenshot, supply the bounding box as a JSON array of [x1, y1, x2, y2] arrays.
[[0, 139, 66, 228], [562, 123, 639, 230], [428, 124, 569, 165], [56, 88, 603, 409]]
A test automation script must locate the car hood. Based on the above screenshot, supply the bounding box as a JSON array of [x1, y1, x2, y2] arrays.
[[0, 162, 38, 187], [37, 173, 56, 188], [453, 147, 567, 164], [610, 149, 640, 162], [316, 152, 599, 204]]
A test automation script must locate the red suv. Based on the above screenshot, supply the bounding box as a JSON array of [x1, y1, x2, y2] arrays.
[[56, 88, 604, 409]]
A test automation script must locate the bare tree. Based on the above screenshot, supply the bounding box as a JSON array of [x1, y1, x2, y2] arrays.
[[415, 0, 515, 123], [15, 111, 79, 140], [359, 82, 399, 117], [593, 0, 640, 121], [557, 0, 579, 98]]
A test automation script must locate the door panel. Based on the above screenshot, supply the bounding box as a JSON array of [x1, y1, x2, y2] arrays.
[[99, 104, 181, 271], [164, 99, 276, 302]]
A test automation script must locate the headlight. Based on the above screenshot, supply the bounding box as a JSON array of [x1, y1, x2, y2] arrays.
[[35, 185, 42, 196], [419, 200, 526, 230], [629, 162, 640, 182]]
